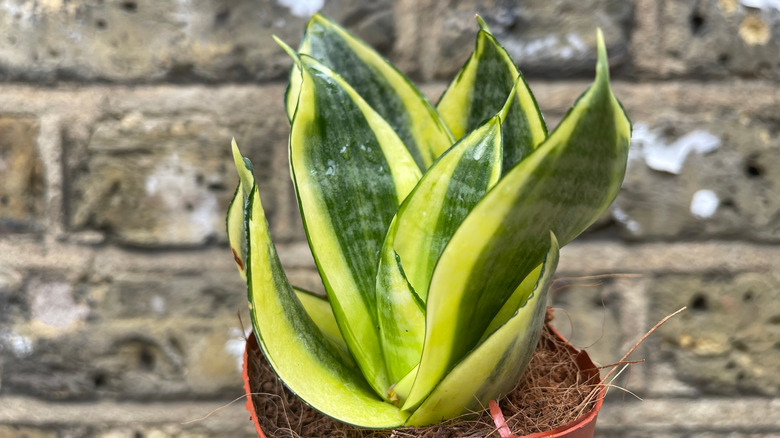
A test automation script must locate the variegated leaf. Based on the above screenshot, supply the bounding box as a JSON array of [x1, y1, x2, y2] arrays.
[[404, 30, 631, 411], [235, 145, 406, 428], [286, 47, 422, 397], [227, 143, 347, 357], [226, 139, 254, 281], [294, 286, 350, 360], [376, 86, 515, 388], [286, 14, 455, 170], [406, 233, 558, 426], [436, 16, 546, 173]]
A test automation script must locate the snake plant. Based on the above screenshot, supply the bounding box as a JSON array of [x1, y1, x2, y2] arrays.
[[227, 14, 631, 428]]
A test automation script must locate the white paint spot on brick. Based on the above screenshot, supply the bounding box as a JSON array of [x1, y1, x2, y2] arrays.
[[0, 3, 34, 27], [224, 327, 251, 373], [566, 33, 587, 51], [682, 130, 722, 154], [145, 175, 160, 195], [507, 36, 558, 58], [174, 0, 196, 35], [741, 0, 780, 11], [145, 154, 219, 240], [277, 0, 324, 17], [190, 195, 217, 236], [627, 123, 657, 162], [28, 279, 90, 331], [506, 33, 590, 60], [1, 333, 34, 358], [630, 123, 721, 175], [151, 295, 166, 314], [612, 206, 641, 234], [691, 189, 719, 219]]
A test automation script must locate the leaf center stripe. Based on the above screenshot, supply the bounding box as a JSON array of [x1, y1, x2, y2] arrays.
[[303, 69, 403, 315], [423, 127, 501, 295], [306, 23, 424, 169], [465, 35, 517, 130]]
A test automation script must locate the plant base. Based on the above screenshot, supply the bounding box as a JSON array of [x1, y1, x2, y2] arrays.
[[243, 317, 604, 437]]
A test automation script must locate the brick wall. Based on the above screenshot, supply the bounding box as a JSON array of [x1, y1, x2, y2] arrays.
[[1, 1, 778, 437]]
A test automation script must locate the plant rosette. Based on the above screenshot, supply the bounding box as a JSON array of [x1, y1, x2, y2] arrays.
[[226, 13, 630, 437]]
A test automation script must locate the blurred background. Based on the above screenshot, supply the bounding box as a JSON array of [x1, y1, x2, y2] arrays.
[[0, 0, 779, 437]]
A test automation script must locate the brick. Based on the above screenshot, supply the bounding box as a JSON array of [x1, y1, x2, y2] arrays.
[[558, 240, 780, 276], [0, 396, 256, 436], [0, 426, 58, 438], [66, 86, 301, 246], [649, 271, 780, 396], [95, 272, 245, 319], [549, 276, 651, 396], [391, 0, 633, 82], [598, 398, 780, 434], [614, 115, 780, 242], [528, 80, 780, 242], [68, 114, 240, 247], [0, 0, 395, 84], [632, 0, 780, 80], [1, 317, 247, 400], [0, 116, 43, 233]]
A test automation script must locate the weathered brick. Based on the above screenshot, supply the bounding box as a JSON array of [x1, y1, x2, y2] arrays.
[[650, 271, 780, 396], [0, 0, 395, 84], [95, 272, 245, 320], [0, 396, 256, 436], [0, 116, 43, 233], [1, 317, 247, 400], [598, 398, 780, 435], [68, 114, 239, 247], [632, 0, 780, 80], [528, 81, 780, 242], [391, 0, 632, 82], [0, 426, 58, 438], [549, 275, 651, 396], [614, 114, 780, 242], [66, 86, 301, 247]]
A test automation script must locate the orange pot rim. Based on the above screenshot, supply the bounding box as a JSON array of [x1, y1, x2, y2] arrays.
[[516, 325, 605, 438], [241, 324, 604, 438]]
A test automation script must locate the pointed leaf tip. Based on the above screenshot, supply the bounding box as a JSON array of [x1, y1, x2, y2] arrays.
[[231, 138, 240, 161], [273, 35, 301, 68], [475, 15, 491, 33], [293, 13, 453, 169], [230, 139, 254, 199], [596, 28, 609, 82]]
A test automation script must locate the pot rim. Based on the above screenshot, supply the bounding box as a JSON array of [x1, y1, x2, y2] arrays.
[[517, 325, 605, 438], [241, 324, 604, 438]]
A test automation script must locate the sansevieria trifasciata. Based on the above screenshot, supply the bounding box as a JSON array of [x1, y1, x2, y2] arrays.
[[227, 14, 631, 427]]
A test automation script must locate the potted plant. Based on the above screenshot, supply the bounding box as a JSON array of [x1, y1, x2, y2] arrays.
[[226, 13, 630, 437]]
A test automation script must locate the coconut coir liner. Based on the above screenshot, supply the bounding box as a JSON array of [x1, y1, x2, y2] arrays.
[[246, 316, 599, 437]]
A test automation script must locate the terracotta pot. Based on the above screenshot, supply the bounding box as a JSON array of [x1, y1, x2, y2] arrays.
[[242, 325, 604, 438]]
